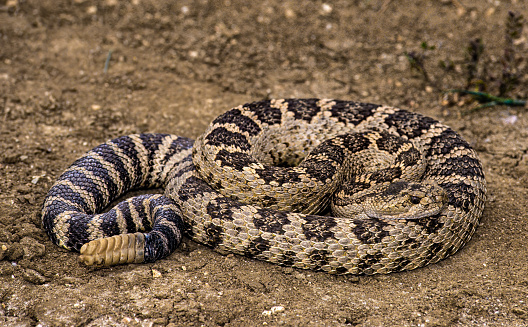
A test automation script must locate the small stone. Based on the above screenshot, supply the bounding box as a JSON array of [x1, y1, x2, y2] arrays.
[[152, 269, 162, 278], [91, 104, 101, 110], [87, 6, 97, 14], [512, 307, 527, 316], [501, 115, 517, 125], [284, 8, 295, 18], [0, 243, 8, 260], [263, 306, 285, 316], [7, 243, 23, 261], [485, 7, 495, 16], [321, 3, 332, 14], [6, 0, 18, 8], [20, 236, 46, 260], [22, 268, 49, 285], [0, 261, 16, 276]]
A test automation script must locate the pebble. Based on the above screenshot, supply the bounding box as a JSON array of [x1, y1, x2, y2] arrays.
[[152, 269, 162, 278], [19, 237, 46, 260], [321, 3, 332, 14], [86, 6, 97, 14], [0, 243, 8, 260], [262, 305, 285, 316], [501, 115, 517, 125], [22, 268, 49, 285]]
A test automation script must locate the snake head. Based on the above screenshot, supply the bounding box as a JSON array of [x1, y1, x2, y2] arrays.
[[368, 181, 448, 220], [333, 180, 448, 220]]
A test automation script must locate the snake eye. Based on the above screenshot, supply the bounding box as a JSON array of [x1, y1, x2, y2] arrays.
[[410, 195, 421, 205]]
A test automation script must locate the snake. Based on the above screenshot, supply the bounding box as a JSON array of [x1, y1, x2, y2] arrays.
[[41, 99, 486, 275]]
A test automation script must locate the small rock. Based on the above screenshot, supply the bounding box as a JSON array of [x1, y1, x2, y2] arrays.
[[262, 305, 285, 316], [0, 260, 15, 276], [152, 269, 162, 278], [0, 243, 8, 260], [17, 223, 41, 238], [61, 276, 85, 285], [86, 6, 97, 14], [321, 3, 332, 14], [19, 237, 46, 260], [5, 0, 18, 9], [512, 307, 527, 316], [22, 268, 49, 285], [7, 243, 23, 261], [501, 115, 517, 125]]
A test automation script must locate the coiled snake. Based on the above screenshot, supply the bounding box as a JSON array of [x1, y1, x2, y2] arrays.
[[42, 99, 486, 275]]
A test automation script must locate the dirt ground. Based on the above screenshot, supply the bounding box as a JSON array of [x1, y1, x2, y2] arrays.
[[1, 0, 528, 326]]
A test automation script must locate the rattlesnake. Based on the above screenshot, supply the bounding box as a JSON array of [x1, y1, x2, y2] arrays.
[[42, 99, 486, 275]]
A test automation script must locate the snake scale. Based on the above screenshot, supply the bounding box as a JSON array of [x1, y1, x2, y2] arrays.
[[42, 99, 486, 275]]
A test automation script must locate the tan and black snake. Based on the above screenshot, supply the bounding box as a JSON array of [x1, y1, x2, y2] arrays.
[[42, 99, 486, 275]]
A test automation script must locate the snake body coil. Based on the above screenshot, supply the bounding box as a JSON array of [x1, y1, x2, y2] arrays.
[[42, 99, 486, 275]]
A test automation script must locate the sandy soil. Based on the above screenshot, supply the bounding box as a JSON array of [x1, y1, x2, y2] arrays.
[[1, 0, 528, 326]]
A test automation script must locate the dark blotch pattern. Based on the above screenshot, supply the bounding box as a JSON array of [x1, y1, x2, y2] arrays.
[[304, 138, 346, 166], [384, 110, 437, 139], [396, 147, 422, 167], [253, 167, 302, 184], [277, 250, 298, 267], [357, 252, 385, 275], [206, 197, 235, 221], [212, 109, 262, 136], [375, 132, 405, 153], [368, 167, 403, 184], [329, 101, 379, 125], [438, 181, 477, 213], [385, 181, 408, 196], [203, 223, 224, 248], [284, 98, 321, 121], [413, 214, 444, 234], [215, 150, 256, 171], [352, 218, 390, 244], [427, 129, 472, 156], [177, 176, 214, 203], [342, 133, 372, 153], [253, 209, 291, 234], [261, 195, 278, 207], [302, 215, 336, 242], [307, 249, 330, 270], [244, 236, 270, 257], [427, 155, 484, 179], [244, 100, 282, 125], [205, 127, 251, 151]]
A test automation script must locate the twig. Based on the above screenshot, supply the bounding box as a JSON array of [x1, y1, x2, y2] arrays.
[[104, 50, 113, 74], [447, 89, 527, 109]]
